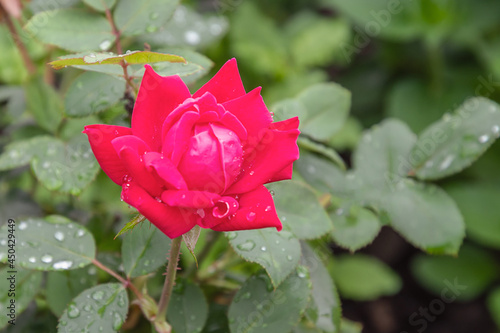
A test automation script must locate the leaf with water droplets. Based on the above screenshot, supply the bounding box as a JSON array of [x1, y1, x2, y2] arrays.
[[121, 223, 171, 278], [0, 136, 55, 171], [31, 135, 100, 195], [46, 267, 98, 316], [58, 283, 128, 332], [167, 280, 208, 333], [301, 243, 341, 333], [227, 229, 301, 287], [410, 97, 500, 180], [0, 216, 96, 271], [49, 50, 185, 70], [182, 225, 201, 266], [26, 76, 63, 133], [25, 9, 115, 52], [0, 267, 43, 329], [113, 0, 179, 36], [382, 179, 465, 255], [267, 181, 333, 240], [330, 204, 381, 252], [228, 268, 311, 333], [65, 71, 125, 117]]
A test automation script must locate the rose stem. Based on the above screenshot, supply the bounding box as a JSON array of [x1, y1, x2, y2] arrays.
[[104, 6, 138, 96], [0, 3, 36, 75], [91, 258, 143, 301], [156, 236, 183, 324]]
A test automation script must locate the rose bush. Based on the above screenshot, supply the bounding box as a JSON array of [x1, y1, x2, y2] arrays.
[[84, 59, 300, 238]]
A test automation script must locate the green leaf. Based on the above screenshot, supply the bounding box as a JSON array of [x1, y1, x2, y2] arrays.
[[25, 77, 63, 133], [331, 254, 401, 301], [445, 183, 500, 249], [167, 280, 209, 333], [115, 214, 146, 238], [297, 136, 346, 170], [487, 287, 500, 330], [121, 223, 171, 278], [113, 0, 179, 36], [0, 136, 53, 171], [227, 229, 301, 287], [383, 179, 465, 255], [183, 225, 201, 266], [201, 303, 230, 333], [25, 9, 115, 52], [340, 318, 363, 333], [0, 267, 43, 330], [65, 71, 125, 117], [267, 181, 332, 240], [50, 50, 185, 70], [412, 244, 497, 302], [46, 266, 98, 316], [330, 205, 381, 251], [228, 268, 311, 333], [83, 0, 116, 12], [410, 97, 500, 180], [297, 83, 351, 141], [31, 135, 100, 195], [302, 243, 341, 333], [353, 119, 416, 189], [58, 283, 128, 332], [0, 216, 96, 271]]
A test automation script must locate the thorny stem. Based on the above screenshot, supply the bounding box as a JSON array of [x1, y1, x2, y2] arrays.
[[91, 258, 143, 301], [0, 3, 36, 75], [104, 7, 138, 97], [155, 237, 183, 327]]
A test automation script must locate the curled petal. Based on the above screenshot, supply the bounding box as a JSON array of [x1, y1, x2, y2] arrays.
[[226, 117, 300, 194], [209, 186, 282, 232], [143, 152, 188, 190], [121, 183, 198, 239], [222, 87, 272, 152], [132, 65, 191, 151], [193, 58, 246, 103], [161, 190, 220, 208], [83, 124, 132, 185], [162, 111, 199, 165]]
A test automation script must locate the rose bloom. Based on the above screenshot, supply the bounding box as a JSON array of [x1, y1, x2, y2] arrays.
[[84, 59, 300, 238]]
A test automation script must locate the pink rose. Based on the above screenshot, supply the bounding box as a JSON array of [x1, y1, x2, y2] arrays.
[[84, 59, 300, 238]]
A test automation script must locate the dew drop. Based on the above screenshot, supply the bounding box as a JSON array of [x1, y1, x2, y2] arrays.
[[75, 229, 85, 238], [83, 304, 92, 312], [249, 170, 255, 176], [236, 240, 256, 251], [42, 161, 50, 168], [492, 125, 500, 137], [246, 212, 256, 222], [479, 134, 490, 143], [287, 255, 293, 261], [0, 239, 5, 246], [41, 254, 53, 263], [67, 304, 80, 318], [197, 208, 205, 218], [18, 222, 28, 230], [28, 257, 36, 263], [92, 290, 104, 301], [53, 260, 73, 269], [260, 246, 267, 251], [439, 155, 454, 171], [335, 208, 344, 216], [275, 240, 280, 245], [113, 312, 123, 330], [226, 232, 237, 240], [54, 231, 65, 242]]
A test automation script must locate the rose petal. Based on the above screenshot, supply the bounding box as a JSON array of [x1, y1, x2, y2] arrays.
[[210, 124, 243, 191], [161, 190, 220, 208], [143, 152, 188, 190], [162, 111, 199, 165], [132, 65, 191, 151], [83, 124, 132, 185], [208, 186, 282, 231], [112, 136, 162, 197], [222, 87, 272, 151], [193, 58, 246, 103], [122, 183, 198, 239], [226, 117, 300, 194]]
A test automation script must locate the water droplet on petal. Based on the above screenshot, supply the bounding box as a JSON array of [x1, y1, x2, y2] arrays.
[[264, 206, 271, 212], [41, 254, 53, 263], [246, 212, 256, 222], [249, 170, 255, 176], [197, 208, 206, 218]]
